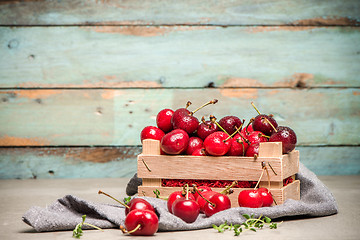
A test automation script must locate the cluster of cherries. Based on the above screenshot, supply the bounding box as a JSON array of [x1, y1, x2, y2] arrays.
[[166, 183, 233, 223], [166, 181, 274, 223], [98, 191, 159, 236], [141, 99, 297, 157]]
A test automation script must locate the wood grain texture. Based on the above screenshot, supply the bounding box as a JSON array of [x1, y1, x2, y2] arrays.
[[0, 146, 358, 179], [0, 88, 359, 146], [0, 0, 359, 26], [1, 26, 360, 88], [138, 154, 284, 181], [0, 146, 141, 179]]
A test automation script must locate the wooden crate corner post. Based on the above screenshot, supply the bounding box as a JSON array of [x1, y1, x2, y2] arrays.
[[138, 139, 161, 197]]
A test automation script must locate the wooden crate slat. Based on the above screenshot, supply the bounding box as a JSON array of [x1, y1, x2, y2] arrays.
[[138, 154, 283, 181]]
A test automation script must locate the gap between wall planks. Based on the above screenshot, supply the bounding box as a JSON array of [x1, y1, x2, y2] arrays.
[[0, 0, 359, 178], [0, 0, 359, 26]]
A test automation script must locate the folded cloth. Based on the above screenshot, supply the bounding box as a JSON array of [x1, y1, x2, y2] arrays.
[[22, 162, 338, 232]]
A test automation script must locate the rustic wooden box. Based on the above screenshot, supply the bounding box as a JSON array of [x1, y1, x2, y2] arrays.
[[137, 139, 300, 207]]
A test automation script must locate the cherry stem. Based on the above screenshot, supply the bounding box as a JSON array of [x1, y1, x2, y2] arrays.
[[254, 164, 266, 190], [98, 190, 130, 209], [224, 123, 243, 142], [153, 189, 168, 200], [245, 118, 254, 135], [251, 102, 261, 115], [184, 184, 189, 200], [120, 223, 141, 234], [210, 115, 231, 137], [264, 165, 271, 190], [83, 223, 104, 232], [192, 185, 216, 207], [264, 117, 278, 133], [235, 126, 251, 144], [191, 99, 218, 115], [185, 101, 192, 109], [220, 181, 238, 195], [259, 133, 270, 139]]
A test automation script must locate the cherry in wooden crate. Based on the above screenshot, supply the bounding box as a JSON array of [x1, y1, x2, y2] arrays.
[[137, 139, 300, 207]]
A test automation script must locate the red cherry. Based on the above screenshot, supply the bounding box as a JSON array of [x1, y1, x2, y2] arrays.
[[171, 100, 217, 134], [245, 143, 260, 157], [171, 108, 199, 134], [247, 131, 268, 145], [167, 191, 196, 214], [172, 197, 200, 223], [258, 188, 273, 207], [252, 114, 278, 136], [193, 186, 212, 201], [238, 190, 263, 208], [227, 133, 249, 156], [160, 129, 189, 155], [140, 126, 165, 142], [196, 190, 217, 213], [203, 131, 231, 156], [191, 148, 207, 156], [125, 198, 155, 215], [241, 123, 253, 136], [204, 193, 231, 217], [123, 209, 159, 236], [269, 126, 297, 154], [186, 137, 203, 155], [218, 116, 243, 135], [156, 108, 174, 133], [197, 118, 218, 140]]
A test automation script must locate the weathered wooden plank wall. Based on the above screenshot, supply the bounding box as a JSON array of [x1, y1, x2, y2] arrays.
[[0, 0, 359, 178]]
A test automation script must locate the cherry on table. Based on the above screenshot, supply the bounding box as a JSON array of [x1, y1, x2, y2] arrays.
[[203, 192, 231, 217], [238, 189, 263, 208], [121, 209, 159, 236], [167, 190, 196, 214], [125, 198, 155, 215], [171, 185, 200, 223], [258, 187, 274, 207]]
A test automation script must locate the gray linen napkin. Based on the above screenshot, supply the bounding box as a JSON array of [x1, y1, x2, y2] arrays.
[[22, 162, 338, 232]]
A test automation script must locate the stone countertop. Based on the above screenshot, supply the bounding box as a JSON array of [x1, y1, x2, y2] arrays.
[[0, 176, 359, 240]]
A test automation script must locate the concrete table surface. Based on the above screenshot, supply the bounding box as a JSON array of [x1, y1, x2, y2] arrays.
[[0, 176, 359, 240]]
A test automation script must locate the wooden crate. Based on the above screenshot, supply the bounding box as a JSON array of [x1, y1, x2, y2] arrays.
[[137, 139, 300, 207]]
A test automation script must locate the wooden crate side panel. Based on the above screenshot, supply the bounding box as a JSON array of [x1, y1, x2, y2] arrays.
[[282, 150, 300, 179], [283, 180, 301, 202], [138, 155, 283, 181], [1, 1, 359, 26]]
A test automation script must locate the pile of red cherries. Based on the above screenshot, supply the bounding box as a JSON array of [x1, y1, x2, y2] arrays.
[[141, 100, 297, 157]]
